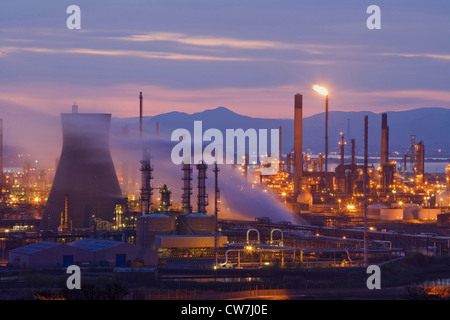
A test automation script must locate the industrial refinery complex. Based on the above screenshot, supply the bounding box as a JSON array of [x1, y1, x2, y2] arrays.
[[0, 91, 449, 300]]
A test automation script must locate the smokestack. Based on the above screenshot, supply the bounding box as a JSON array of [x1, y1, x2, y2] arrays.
[[416, 141, 425, 175], [139, 92, 143, 137], [182, 163, 193, 214], [279, 126, 282, 173], [140, 147, 153, 215], [363, 115, 368, 266], [339, 132, 345, 166], [294, 94, 303, 197], [197, 161, 208, 214], [213, 162, 220, 267], [159, 184, 171, 214], [156, 121, 159, 137], [286, 153, 292, 177], [380, 113, 389, 167], [72, 102, 78, 114], [64, 194, 68, 224], [351, 139, 356, 166], [243, 156, 248, 176]]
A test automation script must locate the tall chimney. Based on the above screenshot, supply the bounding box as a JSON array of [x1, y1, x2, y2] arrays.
[[197, 161, 208, 214], [380, 113, 389, 167], [64, 194, 69, 224], [351, 139, 356, 166], [294, 94, 303, 197], [140, 147, 153, 215], [182, 163, 193, 214], [339, 132, 345, 166], [416, 141, 425, 175], [279, 126, 282, 173], [139, 92, 143, 137], [363, 115, 369, 266]]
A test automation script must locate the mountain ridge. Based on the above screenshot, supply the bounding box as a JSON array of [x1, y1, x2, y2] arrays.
[[114, 106, 450, 158]]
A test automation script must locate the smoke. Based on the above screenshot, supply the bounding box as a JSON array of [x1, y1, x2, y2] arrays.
[[111, 128, 306, 224]]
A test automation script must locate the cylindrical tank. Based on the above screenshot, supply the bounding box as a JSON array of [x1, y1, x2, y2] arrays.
[[178, 212, 215, 235], [366, 204, 387, 219], [379, 208, 403, 221], [136, 213, 176, 249], [437, 190, 450, 207], [418, 208, 440, 221], [297, 192, 313, 206]]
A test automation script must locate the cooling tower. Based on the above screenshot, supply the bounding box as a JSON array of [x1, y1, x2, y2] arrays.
[[42, 112, 123, 231], [293, 93, 303, 197]]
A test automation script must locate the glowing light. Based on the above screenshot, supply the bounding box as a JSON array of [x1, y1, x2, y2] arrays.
[[313, 85, 328, 96]]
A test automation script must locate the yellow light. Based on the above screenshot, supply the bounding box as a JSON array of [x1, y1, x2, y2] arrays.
[[313, 85, 328, 96]]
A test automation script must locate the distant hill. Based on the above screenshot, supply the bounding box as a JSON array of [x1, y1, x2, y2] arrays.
[[113, 106, 450, 159]]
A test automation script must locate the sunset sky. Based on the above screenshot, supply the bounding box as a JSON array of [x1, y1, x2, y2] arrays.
[[1, 0, 449, 119]]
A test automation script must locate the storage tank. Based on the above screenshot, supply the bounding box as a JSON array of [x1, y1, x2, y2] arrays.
[[136, 213, 176, 249], [437, 190, 450, 207], [418, 208, 440, 221], [403, 205, 419, 220], [178, 212, 215, 235], [379, 208, 403, 221], [297, 192, 313, 207], [367, 204, 387, 219]]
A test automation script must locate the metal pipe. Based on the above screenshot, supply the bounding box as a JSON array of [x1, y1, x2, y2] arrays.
[[247, 228, 260, 245]]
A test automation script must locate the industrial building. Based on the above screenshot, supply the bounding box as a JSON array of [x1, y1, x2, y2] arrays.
[[8, 238, 157, 268], [136, 161, 219, 254]]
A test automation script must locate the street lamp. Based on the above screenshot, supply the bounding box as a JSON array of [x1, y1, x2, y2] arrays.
[[313, 85, 329, 196]]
